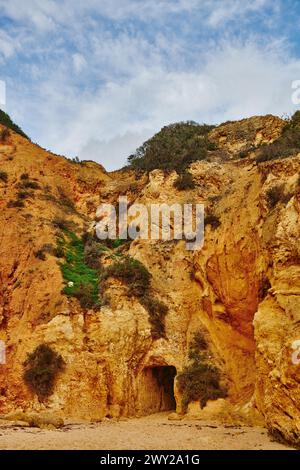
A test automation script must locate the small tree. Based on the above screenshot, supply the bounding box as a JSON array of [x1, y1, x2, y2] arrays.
[[23, 344, 65, 400]]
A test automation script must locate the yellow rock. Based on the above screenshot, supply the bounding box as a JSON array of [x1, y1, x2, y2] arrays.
[[0, 118, 299, 445]]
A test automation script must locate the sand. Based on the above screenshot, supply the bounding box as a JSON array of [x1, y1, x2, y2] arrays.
[[0, 412, 291, 450]]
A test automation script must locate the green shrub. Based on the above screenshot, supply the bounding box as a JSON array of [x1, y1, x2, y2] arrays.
[[20, 173, 29, 180], [58, 231, 101, 309], [0, 171, 8, 183], [190, 330, 208, 351], [53, 246, 64, 258], [19, 180, 40, 190], [177, 331, 226, 412], [128, 121, 216, 172], [103, 256, 151, 297], [177, 362, 226, 411], [256, 141, 291, 163], [17, 190, 33, 200], [204, 213, 221, 229], [174, 171, 195, 190], [103, 238, 128, 249], [141, 295, 168, 339], [23, 344, 65, 400], [69, 283, 99, 309], [0, 110, 28, 139], [286, 110, 300, 128], [257, 112, 300, 163], [113, 238, 127, 248]]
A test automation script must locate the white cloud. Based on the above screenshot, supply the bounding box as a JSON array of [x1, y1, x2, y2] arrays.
[[0, 0, 196, 27], [1, 0, 298, 172], [0, 0, 58, 31], [0, 30, 18, 59], [0, 0, 274, 32], [205, 0, 272, 27], [72, 53, 87, 73]]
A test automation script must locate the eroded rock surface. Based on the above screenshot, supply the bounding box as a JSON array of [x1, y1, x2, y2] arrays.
[[0, 116, 299, 445]]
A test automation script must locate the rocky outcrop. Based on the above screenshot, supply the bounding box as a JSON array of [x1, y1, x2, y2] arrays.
[[0, 118, 299, 445], [209, 115, 284, 156]]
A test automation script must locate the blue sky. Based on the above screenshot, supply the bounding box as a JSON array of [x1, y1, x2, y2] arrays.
[[1, 0, 300, 170]]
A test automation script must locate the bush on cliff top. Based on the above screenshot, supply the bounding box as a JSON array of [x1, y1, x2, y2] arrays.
[[128, 121, 216, 172]]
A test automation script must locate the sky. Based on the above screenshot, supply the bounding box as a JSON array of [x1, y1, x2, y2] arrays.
[[1, 0, 300, 170]]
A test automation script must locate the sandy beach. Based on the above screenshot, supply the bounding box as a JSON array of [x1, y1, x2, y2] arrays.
[[0, 413, 291, 450]]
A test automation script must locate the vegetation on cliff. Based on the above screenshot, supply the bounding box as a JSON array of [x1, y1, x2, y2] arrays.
[[173, 171, 196, 190], [0, 109, 28, 139], [128, 121, 216, 172], [257, 111, 300, 162], [7, 173, 41, 209], [102, 256, 168, 338], [23, 344, 65, 400], [57, 231, 101, 309], [56, 229, 168, 337], [266, 184, 293, 209], [177, 331, 227, 411], [204, 212, 221, 230]]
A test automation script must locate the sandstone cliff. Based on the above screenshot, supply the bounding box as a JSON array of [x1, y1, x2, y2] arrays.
[[0, 115, 299, 445]]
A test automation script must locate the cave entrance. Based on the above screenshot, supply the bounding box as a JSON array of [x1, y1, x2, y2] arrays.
[[136, 366, 177, 416]]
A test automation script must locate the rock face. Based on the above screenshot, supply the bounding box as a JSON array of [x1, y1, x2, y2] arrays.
[[0, 116, 299, 444], [209, 115, 284, 156]]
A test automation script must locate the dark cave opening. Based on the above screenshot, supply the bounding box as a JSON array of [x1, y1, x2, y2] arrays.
[[136, 365, 177, 415]]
